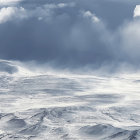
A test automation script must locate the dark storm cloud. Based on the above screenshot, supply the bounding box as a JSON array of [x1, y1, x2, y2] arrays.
[[0, 0, 140, 70]]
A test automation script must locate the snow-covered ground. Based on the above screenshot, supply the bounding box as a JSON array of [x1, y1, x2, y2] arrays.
[[0, 60, 140, 140]]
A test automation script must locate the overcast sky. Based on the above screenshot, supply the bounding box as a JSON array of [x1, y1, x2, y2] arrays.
[[0, 0, 140, 71]]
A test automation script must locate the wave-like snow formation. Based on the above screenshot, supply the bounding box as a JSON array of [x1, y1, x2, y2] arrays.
[[0, 60, 18, 74], [0, 60, 140, 140]]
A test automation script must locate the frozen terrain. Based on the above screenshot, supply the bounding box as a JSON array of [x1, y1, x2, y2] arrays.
[[0, 60, 140, 140], [0, 0, 140, 139]]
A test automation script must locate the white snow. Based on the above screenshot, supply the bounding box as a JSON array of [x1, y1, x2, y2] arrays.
[[0, 60, 140, 139]]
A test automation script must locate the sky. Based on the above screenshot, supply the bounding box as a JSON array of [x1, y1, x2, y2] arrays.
[[0, 0, 140, 71]]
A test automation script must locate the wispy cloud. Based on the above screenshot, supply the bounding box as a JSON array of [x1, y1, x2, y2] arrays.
[[0, 0, 22, 5], [82, 11, 100, 23]]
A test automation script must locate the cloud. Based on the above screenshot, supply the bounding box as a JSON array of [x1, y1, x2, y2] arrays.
[[0, 0, 140, 71], [82, 11, 100, 23], [0, 2, 75, 24], [134, 5, 140, 17], [118, 19, 140, 63], [31, 3, 75, 22], [0, 7, 26, 23], [0, 0, 22, 5]]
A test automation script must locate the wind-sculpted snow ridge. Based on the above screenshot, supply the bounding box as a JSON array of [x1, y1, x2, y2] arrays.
[[0, 60, 18, 74], [0, 60, 140, 139], [0, 59, 43, 77]]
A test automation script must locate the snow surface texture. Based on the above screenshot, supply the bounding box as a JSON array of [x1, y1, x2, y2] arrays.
[[0, 60, 140, 140]]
